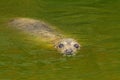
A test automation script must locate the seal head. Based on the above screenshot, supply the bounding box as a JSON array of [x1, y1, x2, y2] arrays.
[[55, 38, 80, 56]]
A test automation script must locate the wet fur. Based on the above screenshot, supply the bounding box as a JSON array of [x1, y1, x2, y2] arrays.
[[9, 18, 80, 55]]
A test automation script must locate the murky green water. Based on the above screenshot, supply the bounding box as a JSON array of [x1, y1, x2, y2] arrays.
[[0, 0, 120, 80]]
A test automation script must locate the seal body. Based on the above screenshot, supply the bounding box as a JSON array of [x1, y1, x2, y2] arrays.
[[9, 18, 61, 41], [9, 18, 81, 56]]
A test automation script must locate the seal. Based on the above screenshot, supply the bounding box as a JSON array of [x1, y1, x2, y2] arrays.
[[9, 18, 81, 56]]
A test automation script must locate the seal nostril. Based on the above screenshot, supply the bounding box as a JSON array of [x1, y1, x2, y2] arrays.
[[65, 49, 73, 54]]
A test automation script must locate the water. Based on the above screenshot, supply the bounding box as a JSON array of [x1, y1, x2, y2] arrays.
[[0, 0, 120, 80]]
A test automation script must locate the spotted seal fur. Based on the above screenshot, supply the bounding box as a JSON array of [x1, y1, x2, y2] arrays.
[[9, 18, 81, 56]]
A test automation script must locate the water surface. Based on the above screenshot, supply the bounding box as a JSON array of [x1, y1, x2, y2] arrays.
[[0, 0, 120, 80]]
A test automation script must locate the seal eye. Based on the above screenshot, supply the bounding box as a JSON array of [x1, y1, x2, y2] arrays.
[[58, 44, 64, 48], [74, 44, 79, 48]]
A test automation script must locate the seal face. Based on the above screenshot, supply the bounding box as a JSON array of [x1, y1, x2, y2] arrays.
[[56, 38, 80, 56]]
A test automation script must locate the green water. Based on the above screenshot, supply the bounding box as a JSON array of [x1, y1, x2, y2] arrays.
[[0, 0, 120, 80]]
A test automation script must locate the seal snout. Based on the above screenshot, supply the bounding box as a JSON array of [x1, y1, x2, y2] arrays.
[[65, 49, 73, 55]]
